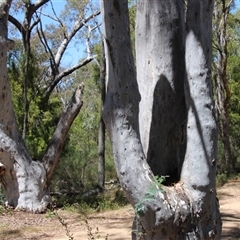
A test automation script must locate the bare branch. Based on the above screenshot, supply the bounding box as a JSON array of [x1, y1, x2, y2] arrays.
[[8, 15, 25, 35], [55, 9, 100, 65], [37, 18, 58, 76], [42, 83, 84, 184], [44, 56, 94, 97], [29, 17, 40, 32], [35, 11, 59, 22], [49, 0, 65, 29], [83, 22, 101, 58], [32, 0, 50, 12]]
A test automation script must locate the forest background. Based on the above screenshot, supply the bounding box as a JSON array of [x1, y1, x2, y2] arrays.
[[1, 0, 240, 209]]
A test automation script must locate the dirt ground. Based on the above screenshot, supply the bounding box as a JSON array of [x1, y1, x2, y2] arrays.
[[0, 179, 239, 240]]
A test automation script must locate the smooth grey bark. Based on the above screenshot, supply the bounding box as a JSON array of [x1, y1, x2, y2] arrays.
[[181, 0, 222, 238], [101, 0, 221, 239], [101, 0, 152, 204], [136, 0, 187, 181]]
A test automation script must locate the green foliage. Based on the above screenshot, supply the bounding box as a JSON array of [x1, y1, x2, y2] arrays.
[[52, 74, 100, 192], [0, 188, 14, 215], [227, 15, 240, 173], [0, 187, 5, 206], [128, 0, 136, 59], [45, 209, 56, 219], [134, 176, 166, 217], [51, 62, 116, 198], [216, 173, 228, 187], [213, 7, 240, 174], [26, 95, 61, 159], [114, 188, 129, 206], [52, 189, 128, 215], [8, 45, 61, 159]]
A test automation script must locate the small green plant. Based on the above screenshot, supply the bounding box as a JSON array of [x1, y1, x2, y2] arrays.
[[45, 209, 56, 219], [75, 192, 128, 214], [134, 175, 167, 217], [0, 187, 5, 206], [216, 173, 228, 186], [0, 204, 14, 216], [45, 209, 74, 240], [83, 217, 109, 240], [133, 176, 167, 239]]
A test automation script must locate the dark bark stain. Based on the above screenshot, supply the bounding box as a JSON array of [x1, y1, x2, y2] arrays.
[[113, 0, 121, 16]]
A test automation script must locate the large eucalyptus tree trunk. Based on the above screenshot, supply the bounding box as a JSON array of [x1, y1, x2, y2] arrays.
[[136, 0, 186, 181], [0, 0, 84, 212], [101, 0, 221, 239]]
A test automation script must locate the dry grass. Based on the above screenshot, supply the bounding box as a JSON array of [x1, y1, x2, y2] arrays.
[[0, 180, 239, 239]]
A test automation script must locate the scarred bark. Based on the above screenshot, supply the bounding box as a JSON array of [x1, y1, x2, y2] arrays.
[[101, 0, 221, 238]]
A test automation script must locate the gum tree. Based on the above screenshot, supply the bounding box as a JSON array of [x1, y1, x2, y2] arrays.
[[101, 0, 222, 239], [0, 0, 95, 212]]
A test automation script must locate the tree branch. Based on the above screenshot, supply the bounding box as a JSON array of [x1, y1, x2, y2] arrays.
[[32, 0, 50, 13], [8, 15, 25, 35], [54, 10, 100, 65], [42, 83, 84, 185], [37, 19, 58, 76], [29, 17, 40, 32], [44, 56, 94, 98]]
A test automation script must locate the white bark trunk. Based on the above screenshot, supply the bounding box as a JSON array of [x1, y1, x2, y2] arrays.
[[101, 0, 221, 238], [101, 0, 152, 201], [181, 1, 222, 237], [0, 135, 49, 212]]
